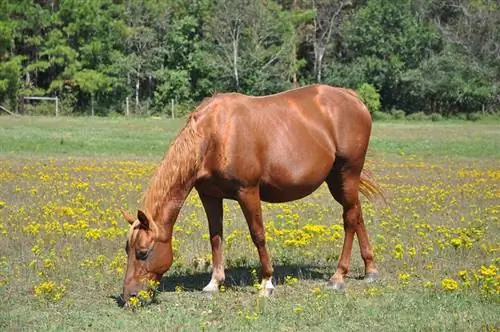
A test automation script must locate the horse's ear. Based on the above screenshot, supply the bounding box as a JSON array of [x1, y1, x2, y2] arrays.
[[137, 209, 150, 229], [121, 209, 136, 225]]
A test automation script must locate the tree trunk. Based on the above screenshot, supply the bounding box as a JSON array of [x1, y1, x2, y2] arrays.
[[18, 95, 24, 114], [314, 43, 325, 83], [135, 64, 140, 111], [312, 0, 350, 83], [232, 36, 240, 90], [135, 76, 140, 110], [91, 94, 95, 116], [291, 42, 298, 87]]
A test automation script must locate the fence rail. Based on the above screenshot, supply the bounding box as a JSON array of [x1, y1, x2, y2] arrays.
[[0, 105, 17, 116]]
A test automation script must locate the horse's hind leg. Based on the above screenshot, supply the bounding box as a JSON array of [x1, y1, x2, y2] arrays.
[[199, 193, 225, 292], [326, 161, 378, 290]]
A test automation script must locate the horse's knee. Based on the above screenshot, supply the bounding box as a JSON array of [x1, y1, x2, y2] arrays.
[[343, 204, 361, 229], [210, 234, 222, 248], [251, 232, 266, 247]]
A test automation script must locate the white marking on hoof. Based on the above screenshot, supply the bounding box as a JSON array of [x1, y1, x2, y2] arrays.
[[202, 279, 220, 292], [259, 278, 275, 297], [326, 280, 345, 291]]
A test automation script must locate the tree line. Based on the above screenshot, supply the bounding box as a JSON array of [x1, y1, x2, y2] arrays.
[[0, 0, 498, 116]]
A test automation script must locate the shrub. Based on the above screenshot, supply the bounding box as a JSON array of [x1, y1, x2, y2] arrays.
[[24, 101, 57, 116], [391, 108, 406, 119], [407, 112, 429, 121], [430, 113, 443, 121], [466, 112, 482, 121], [371, 111, 393, 121], [481, 112, 500, 121], [356, 83, 381, 113]]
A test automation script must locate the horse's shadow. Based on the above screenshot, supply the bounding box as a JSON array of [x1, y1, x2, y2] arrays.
[[111, 263, 365, 306], [158, 263, 336, 292]]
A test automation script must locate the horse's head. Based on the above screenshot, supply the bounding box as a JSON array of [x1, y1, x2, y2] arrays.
[[121, 209, 172, 302]]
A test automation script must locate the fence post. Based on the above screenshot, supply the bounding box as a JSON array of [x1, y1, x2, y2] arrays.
[[19, 95, 24, 114]]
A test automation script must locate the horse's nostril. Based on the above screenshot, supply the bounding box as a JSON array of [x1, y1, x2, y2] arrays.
[[129, 292, 137, 298]]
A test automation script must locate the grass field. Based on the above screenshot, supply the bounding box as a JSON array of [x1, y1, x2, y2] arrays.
[[0, 116, 499, 331]]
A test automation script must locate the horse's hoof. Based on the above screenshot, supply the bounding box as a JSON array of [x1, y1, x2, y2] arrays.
[[259, 287, 274, 297], [326, 280, 345, 291], [258, 278, 275, 297], [202, 282, 220, 293], [363, 272, 379, 283]]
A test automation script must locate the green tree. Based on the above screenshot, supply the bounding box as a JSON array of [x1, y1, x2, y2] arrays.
[[205, 0, 295, 95], [74, 69, 111, 116], [402, 51, 497, 114], [56, 0, 128, 114], [426, 0, 500, 112], [0, 1, 23, 109], [1, 0, 498, 115], [356, 83, 381, 113], [327, 0, 441, 112], [273, 0, 314, 87]]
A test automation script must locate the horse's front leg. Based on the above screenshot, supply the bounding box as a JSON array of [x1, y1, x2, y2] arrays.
[[237, 186, 274, 296], [199, 193, 225, 292]]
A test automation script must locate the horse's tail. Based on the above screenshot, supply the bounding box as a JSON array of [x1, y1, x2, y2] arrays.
[[359, 170, 387, 206]]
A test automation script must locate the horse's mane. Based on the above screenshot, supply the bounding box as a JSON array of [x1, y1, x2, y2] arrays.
[[140, 101, 212, 220]]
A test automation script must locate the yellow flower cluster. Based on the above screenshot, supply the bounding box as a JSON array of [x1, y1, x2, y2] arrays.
[[33, 279, 69, 301], [441, 278, 458, 291], [284, 275, 299, 286]]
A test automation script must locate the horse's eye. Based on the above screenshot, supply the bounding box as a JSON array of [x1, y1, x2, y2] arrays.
[[136, 250, 149, 261]]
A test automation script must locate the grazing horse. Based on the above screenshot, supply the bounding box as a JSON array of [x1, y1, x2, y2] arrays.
[[121, 84, 384, 301]]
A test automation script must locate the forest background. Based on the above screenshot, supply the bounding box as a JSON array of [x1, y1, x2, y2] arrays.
[[0, 0, 498, 118]]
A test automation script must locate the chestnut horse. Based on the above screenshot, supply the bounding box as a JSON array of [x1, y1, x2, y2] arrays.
[[121, 84, 384, 301]]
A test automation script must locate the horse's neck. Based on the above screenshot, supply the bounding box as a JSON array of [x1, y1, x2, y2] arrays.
[[145, 179, 194, 227], [162, 186, 192, 224], [143, 121, 201, 227]]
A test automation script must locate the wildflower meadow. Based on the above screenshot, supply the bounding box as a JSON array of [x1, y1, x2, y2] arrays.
[[0, 117, 498, 330]]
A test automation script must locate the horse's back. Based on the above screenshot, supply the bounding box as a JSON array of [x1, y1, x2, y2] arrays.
[[203, 84, 372, 156]]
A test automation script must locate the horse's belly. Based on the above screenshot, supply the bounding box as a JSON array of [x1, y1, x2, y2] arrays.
[[259, 182, 322, 203], [258, 155, 333, 203], [195, 177, 323, 203]]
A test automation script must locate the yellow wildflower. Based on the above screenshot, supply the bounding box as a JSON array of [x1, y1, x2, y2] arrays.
[[441, 278, 458, 291]]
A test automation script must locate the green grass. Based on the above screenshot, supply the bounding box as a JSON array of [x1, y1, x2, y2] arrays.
[[370, 122, 500, 158], [0, 116, 184, 157], [2, 285, 498, 331], [0, 115, 498, 158], [0, 116, 498, 331]]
